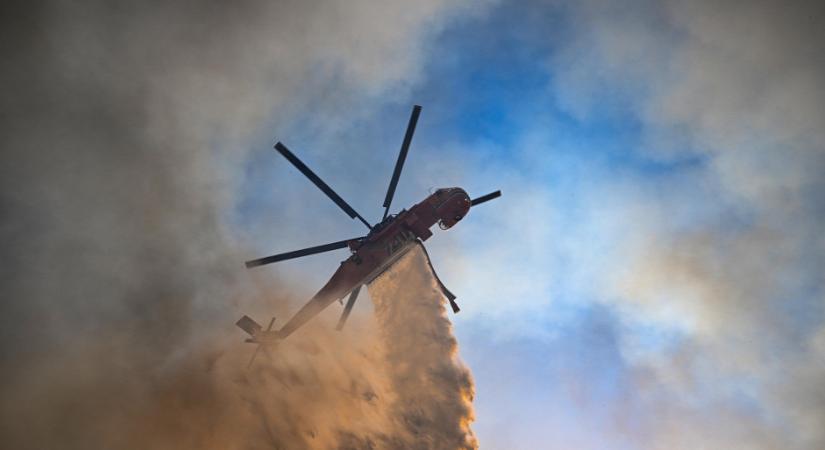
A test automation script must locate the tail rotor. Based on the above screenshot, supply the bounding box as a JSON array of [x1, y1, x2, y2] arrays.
[[236, 315, 277, 368]]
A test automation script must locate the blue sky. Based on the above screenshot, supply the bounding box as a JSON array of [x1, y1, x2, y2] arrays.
[[398, 5, 684, 446]]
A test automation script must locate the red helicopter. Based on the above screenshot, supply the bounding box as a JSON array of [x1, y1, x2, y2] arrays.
[[237, 105, 500, 355]]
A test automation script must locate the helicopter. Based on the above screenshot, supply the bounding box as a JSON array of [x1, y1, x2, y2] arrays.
[[237, 105, 500, 358]]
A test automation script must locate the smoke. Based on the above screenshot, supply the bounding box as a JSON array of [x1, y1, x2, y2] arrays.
[[1, 249, 475, 449], [226, 247, 477, 450], [548, 0, 825, 448], [0, 1, 477, 448]]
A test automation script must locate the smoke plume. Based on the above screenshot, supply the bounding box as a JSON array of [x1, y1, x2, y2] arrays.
[[547, 0, 825, 448], [231, 247, 477, 450], [1, 248, 476, 449], [0, 1, 477, 448]]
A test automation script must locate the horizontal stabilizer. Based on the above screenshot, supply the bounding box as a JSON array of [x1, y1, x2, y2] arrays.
[[236, 315, 262, 336]]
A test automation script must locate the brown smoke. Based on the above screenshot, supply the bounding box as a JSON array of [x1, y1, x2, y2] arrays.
[[0, 1, 477, 448], [0, 248, 476, 450], [234, 247, 477, 449]]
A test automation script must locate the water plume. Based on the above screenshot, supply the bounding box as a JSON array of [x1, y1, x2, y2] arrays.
[[369, 246, 478, 449], [239, 246, 478, 449]]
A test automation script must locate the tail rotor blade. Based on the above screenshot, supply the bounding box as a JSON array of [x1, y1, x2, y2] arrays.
[[335, 285, 361, 331], [246, 317, 276, 369], [246, 345, 261, 369], [275, 142, 372, 230], [382, 105, 422, 220], [245, 238, 361, 268], [470, 190, 501, 206]]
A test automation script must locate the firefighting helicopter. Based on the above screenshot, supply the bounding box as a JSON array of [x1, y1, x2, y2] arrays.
[[237, 105, 501, 357]]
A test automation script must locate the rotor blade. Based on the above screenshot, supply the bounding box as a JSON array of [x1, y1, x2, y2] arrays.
[[275, 142, 372, 230], [382, 105, 422, 220], [470, 190, 502, 206], [335, 285, 361, 331], [245, 238, 360, 268]]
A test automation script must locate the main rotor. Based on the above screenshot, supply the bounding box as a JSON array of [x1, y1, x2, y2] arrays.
[[245, 105, 501, 268]]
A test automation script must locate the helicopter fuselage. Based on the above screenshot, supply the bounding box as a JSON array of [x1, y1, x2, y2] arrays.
[[272, 187, 471, 339], [237, 104, 500, 354]]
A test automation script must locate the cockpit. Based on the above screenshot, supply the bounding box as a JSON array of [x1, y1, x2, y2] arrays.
[[431, 187, 471, 230]]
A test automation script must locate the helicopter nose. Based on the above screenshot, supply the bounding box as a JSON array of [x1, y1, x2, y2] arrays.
[[435, 188, 471, 229]]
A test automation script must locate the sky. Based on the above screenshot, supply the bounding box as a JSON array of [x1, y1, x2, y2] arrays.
[[2, 0, 824, 449]]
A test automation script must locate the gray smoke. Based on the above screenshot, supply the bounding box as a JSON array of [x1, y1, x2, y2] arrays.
[[0, 1, 477, 448], [550, 0, 825, 448]]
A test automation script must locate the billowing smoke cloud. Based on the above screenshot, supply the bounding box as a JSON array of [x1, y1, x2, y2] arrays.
[[1, 248, 476, 449], [0, 1, 477, 448], [233, 248, 477, 450], [548, 0, 825, 448]]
